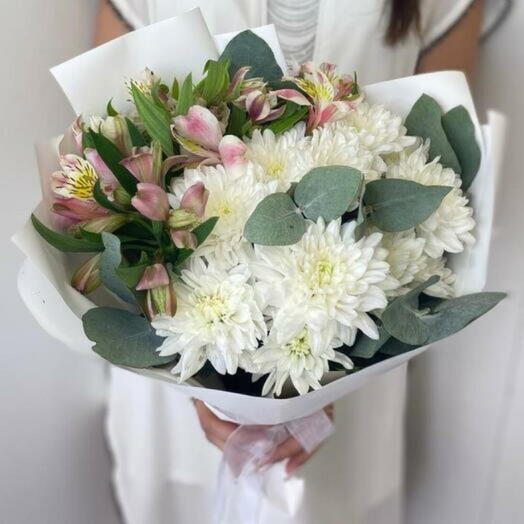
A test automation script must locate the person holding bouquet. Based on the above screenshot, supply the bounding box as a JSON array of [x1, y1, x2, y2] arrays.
[[89, 1, 508, 523]]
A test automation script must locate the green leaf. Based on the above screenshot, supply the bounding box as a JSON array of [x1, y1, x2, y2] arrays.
[[405, 94, 462, 173], [89, 130, 137, 195], [99, 233, 138, 305], [175, 248, 194, 266], [226, 104, 249, 136], [171, 77, 179, 99], [130, 83, 174, 155], [441, 105, 481, 191], [264, 103, 308, 135], [193, 216, 219, 245], [381, 276, 440, 345], [92, 179, 124, 213], [244, 193, 306, 246], [294, 166, 362, 222], [364, 178, 451, 232], [220, 30, 283, 82], [200, 59, 230, 105], [107, 98, 118, 116], [379, 338, 419, 357], [31, 214, 103, 253], [81, 131, 95, 150], [125, 117, 147, 147], [346, 326, 390, 359], [175, 73, 193, 117], [114, 258, 148, 288], [83, 307, 175, 368], [424, 292, 506, 344]]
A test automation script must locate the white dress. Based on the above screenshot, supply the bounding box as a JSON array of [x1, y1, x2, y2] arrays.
[[105, 2, 509, 523]]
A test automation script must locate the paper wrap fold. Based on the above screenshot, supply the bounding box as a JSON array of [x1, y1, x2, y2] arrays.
[[13, 9, 504, 426]]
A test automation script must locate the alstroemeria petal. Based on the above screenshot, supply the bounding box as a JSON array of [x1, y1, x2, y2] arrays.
[[120, 150, 154, 184], [71, 254, 101, 293], [258, 105, 286, 124], [170, 229, 198, 249], [131, 183, 170, 221], [173, 105, 223, 150], [272, 89, 311, 106], [245, 90, 271, 122], [136, 263, 170, 291], [218, 135, 247, 175], [84, 148, 118, 190], [180, 182, 209, 219]]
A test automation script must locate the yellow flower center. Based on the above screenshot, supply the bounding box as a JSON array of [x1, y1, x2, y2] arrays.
[[64, 159, 98, 199], [216, 200, 233, 217], [284, 330, 311, 357], [266, 160, 285, 179], [307, 256, 334, 290], [194, 293, 229, 323]]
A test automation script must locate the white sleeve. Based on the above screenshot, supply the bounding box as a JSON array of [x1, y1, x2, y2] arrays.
[[108, 0, 150, 29], [421, 0, 512, 51]]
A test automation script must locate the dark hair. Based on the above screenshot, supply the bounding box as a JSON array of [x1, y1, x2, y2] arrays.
[[385, 0, 421, 45]]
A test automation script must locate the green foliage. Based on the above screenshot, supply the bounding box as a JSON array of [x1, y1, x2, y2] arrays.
[[294, 166, 362, 222], [364, 178, 451, 232], [198, 59, 230, 105], [193, 216, 219, 245], [264, 103, 308, 135], [83, 307, 175, 367], [130, 83, 174, 155], [220, 30, 283, 81], [106, 98, 118, 116], [125, 117, 147, 147], [31, 214, 103, 253], [92, 180, 124, 213], [114, 252, 149, 288], [99, 233, 138, 305], [405, 94, 462, 173], [244, 193, 306, 245], [88, 130, 138, 195], [442, 105, 481, 191], [174, 73, 193, 117], [345, 326, 391, 359]]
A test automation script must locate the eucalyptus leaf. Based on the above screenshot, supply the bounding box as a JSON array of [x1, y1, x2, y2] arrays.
[[220, 30, 283, 81], [364, 178, 451, 232], [83, 307, 175, 368], [379, 338, 420, 357], [31, 214, 103, 253], [346, 326, 391, 359], [99, 233, 138, 305], [244, 193, 306, 246], [89, 130, 138, 195], [294, 166, 362, 222], [130, 83, 173, 155], [442, 105, 481, 191], [381, 276, 440, 345], [405, 94, 462, 173], [424, 292, 506, 344]]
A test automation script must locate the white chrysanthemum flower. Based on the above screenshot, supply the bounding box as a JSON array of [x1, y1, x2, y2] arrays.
[[245, 124, 307, 191], [413, 255, 456, 298], [251, 218, 390, 347], [152, 257, 266, 381], [379, 230, 427, 296], [341, 102, 416, 154], [299, 122, 380, 181], [386, 142, 475, 258], [169, 164, 277, 267], [252, 325, 353, 396]]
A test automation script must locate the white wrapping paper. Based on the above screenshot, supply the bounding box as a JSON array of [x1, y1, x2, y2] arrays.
[[13, 11, 503, 426]]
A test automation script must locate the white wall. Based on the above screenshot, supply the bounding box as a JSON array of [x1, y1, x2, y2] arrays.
[[0, 1, 121, 523], [405, 3, 524, 523]]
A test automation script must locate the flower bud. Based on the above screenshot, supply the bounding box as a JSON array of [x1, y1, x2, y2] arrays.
[[170, 230, 198, 249], [136, 263, 170, 291], [113, 186, 132, 207], [89, 115, 132, 155], [168, 208, 199, 229], [131, 183, 170, 221], [71, 254, 101, 294], [81, 213, 128, 234], [145, 283, 177, 319]]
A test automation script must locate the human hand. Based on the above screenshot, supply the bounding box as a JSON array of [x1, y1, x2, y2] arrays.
[[193, 399, 334, 475]]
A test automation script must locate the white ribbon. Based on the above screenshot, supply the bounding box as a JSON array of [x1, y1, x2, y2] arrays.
[[213, 410, 334, 524]]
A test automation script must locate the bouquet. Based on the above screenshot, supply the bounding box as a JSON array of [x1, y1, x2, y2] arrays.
[[15, 10, 504, 424]]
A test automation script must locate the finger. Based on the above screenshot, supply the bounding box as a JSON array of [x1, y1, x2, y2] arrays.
[[286, 449, 313, 475], [193, 399, 238, 448], [264, 436, 303, 465]]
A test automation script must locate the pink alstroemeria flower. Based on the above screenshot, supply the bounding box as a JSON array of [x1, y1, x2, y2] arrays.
[[180, 182, 209, 219], [288, 62, 362, 130], [84, 148, 119, 192], [171, 105, 247, 172], [170, 229, 198, 250], [136, 263, 170, 291], [89, 114, 133, 155], [131, 183, 170, 221], [120, 145, 163, 186], [52, 197, 109, 222]]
